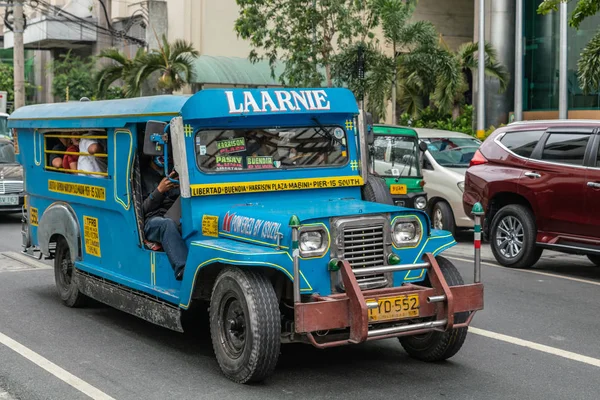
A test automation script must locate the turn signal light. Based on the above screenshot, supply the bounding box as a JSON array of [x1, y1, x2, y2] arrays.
[[469, 150, 488, 167]]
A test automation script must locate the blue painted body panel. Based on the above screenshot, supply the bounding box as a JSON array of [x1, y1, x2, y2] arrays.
[[10, 88, 456, 309]]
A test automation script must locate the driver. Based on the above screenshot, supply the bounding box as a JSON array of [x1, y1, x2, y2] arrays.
[[141, 155, 187, 280]]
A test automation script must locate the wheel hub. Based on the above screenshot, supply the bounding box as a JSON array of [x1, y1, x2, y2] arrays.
[[496, 216, 524, 259], [220, 297, 246, 357]]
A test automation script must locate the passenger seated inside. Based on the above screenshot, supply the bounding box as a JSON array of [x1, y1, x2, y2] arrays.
[[62, 135, 81, 172], [78, 131, 108, 177], [49, 137, 70, 169], [141, 155, 187, 281]]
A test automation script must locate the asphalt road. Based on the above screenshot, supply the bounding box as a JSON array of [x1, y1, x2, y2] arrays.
[[0, 216, 599, 400]]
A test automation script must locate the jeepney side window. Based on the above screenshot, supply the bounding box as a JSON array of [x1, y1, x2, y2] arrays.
[[195, 126, 348, 172], [44, 130, 109, 178]]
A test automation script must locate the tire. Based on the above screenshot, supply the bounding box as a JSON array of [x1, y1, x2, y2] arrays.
[[209, 267, 281, 384], [431, 201, 456, 236], [399, 256, 468, 362], [362, 175, 394, 205], [54, 236, 87, 308], [489, 204, 542, 269], [586, 255, 600, 267]]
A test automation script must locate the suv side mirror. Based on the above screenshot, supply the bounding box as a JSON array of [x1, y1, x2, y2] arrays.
[[419, 141, 428, 152], [143, 120, 168, 156], [366, 112, 374, 145]]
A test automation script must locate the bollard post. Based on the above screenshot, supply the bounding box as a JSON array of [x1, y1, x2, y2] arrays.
[[471, 202, 484, 283], [289, 215, 301, 303]]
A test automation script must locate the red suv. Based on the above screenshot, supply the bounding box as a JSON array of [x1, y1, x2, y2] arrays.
[[463, 120, 600, 269]]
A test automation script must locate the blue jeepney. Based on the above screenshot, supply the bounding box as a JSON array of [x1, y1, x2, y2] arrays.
[[10, 88, 483, 384]]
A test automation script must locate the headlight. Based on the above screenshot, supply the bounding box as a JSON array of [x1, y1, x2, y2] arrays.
[[458, 181, 465, 192], [299, 227, 329, 257], [414, 196, 427, 209], [392, 217, 422, 247]]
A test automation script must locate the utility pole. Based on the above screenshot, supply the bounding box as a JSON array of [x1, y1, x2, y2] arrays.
[[476, 0, 485, 139], [13, 0, 25, 110]]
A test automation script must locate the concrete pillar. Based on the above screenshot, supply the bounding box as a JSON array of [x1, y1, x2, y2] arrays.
[[474, 0, 515, 128], [146, 0, 168, 51]]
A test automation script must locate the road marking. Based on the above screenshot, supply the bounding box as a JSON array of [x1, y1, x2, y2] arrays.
[[0, 331, 115, 400], [0, 251, 51, 271], [470, 327, 600, 369], [447, 256, 600, 287]]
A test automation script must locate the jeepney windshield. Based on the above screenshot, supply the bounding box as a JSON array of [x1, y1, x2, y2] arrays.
[[372, 135, 420, 177], [196, 126, 348, 172]]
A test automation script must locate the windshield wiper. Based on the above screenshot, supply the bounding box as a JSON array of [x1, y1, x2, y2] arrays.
[[311, 117, 344, 146]]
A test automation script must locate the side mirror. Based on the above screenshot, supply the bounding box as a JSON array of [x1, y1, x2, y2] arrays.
[[143, 120, 168, 156], [366, 112, 375, 145], [419, 141, 428, 152]]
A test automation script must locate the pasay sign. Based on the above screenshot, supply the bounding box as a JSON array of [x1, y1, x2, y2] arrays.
[[225, 89, 331, 114], [222, 212, 282, 241]]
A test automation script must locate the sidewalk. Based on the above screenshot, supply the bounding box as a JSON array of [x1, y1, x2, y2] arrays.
[[443, 241, 580, 265]]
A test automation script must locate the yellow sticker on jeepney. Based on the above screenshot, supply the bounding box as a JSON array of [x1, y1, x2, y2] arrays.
[[202, 215, 219, 237], [30, 207, 38, 226], [83, 216, 101, 257], [48, 180, 106, 201], [190, 176, 364, 197]]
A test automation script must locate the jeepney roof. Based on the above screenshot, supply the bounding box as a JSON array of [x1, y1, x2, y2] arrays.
[[7, 95, 190, 129], [7, 88, 358, 130], [372, 124, 418, 137]]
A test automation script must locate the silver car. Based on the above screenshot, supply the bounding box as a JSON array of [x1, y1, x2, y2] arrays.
[[415, 128, 481, 235], [0, 136, 25, 213]]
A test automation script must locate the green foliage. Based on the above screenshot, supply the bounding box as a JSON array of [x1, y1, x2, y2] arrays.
[[538, 0, 600, 28], [235, 0, 376, 87], [49, 50, 96, 102], [0, 63, 15, 104], [399, 105, 475, 135], [95, 35, 198, 96]]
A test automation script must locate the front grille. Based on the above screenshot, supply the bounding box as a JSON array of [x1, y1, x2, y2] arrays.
[[0, 180, 23, 194], [342, 224, 387, 289]]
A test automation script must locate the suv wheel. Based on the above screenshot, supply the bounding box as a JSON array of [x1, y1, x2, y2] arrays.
[[587, 255, 600, 267], [490, 205, 542, 269]]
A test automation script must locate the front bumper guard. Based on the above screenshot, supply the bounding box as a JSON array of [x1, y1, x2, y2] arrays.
[[293, 253, 484, 348]]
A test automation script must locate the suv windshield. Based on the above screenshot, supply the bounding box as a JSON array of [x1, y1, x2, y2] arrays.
[[196, 126, 348, 172], [0, 140, 16, 163], [372, 135, 420, 177], [422, 137, 481, 167]]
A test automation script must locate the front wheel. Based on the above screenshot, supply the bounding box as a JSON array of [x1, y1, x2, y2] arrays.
[[398, 256, 468, 362], [54, 236, 87, 307], [432, 201, 456, 236], [210, 267, 281, 384], [489, 205, 542, 269]]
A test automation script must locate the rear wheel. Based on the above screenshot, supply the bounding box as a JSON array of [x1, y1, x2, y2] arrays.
[[432, 201, 456, 236], [398, 256, 468, 362], [489, 205, 542, 269], [210, 267, 281, 384], [54, 236, 87, 307], [586, 255, 600, 267]]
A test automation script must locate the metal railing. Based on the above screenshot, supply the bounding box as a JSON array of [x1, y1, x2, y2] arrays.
[[43, 132, 108, 177]]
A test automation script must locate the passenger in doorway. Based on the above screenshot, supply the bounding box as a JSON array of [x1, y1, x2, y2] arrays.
[[62, 136, 80, 172], [78, 132, 108, 177], [49, 137, 70, 169], [141, 156, 187, 280]]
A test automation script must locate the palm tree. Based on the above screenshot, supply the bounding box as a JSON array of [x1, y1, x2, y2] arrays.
[[577, 30, 600, 95], [433, 41, 510, 119], [129, 34, 199, 95], [95, 48, 145, 98], [371, 0, 438, 124]]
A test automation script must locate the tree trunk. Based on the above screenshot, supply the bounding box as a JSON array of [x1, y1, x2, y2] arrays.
[[391, 42, 397, 125], [325, 63, 332, 88], [452, 103, 461, 120]]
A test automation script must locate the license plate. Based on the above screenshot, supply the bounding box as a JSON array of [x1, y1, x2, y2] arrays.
[[390, 184, 407, 195], [0, 195, 18, 205], [367, 294, 420, 322]]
